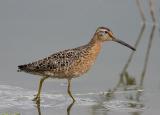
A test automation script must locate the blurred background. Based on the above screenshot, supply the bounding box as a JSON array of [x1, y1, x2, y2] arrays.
[[0, 0, 160, 115]]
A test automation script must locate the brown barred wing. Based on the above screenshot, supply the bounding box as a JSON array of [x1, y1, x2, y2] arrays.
[[18, 49, 80, 72], [39, 50, 79, 71]]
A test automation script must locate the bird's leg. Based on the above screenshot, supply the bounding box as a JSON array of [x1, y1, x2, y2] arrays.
[[67, 101, 75, 115], [67, 79, 75, 102], [33, 76, 49, 103]]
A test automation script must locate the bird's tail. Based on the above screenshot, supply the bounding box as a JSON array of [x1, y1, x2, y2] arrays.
[[17, 64, 27, 72]]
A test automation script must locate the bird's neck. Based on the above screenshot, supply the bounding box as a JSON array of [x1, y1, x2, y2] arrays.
[[89, 33, 99, 44], [89, 34, 102, 47], [87, 34, 102, 56]]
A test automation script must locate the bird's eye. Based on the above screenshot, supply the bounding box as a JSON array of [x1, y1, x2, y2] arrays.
[[104, 31, 108, 34]]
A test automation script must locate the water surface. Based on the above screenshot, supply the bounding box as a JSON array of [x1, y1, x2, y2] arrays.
[[0, 0, 160, 115]]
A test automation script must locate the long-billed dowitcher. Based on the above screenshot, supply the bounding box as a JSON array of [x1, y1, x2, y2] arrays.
[[18, 27, 135, 103]]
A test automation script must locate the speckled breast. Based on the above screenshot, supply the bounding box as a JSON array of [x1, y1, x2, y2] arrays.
[[67, 42, 102, 78]]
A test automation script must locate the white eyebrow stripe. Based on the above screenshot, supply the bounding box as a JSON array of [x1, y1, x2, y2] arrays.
[[98, 29, 109, 33]]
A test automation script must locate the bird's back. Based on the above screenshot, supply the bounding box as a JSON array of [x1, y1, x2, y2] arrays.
[[18, 42, 101, 79]]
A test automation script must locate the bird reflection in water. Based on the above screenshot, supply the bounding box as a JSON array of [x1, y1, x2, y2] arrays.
[[67, 101, 75, 115], [35, 100, 75, 115]]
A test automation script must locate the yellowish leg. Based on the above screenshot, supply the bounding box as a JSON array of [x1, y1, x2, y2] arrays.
[[67, 101, 75, 115], [67, 79, 75, 102], [33, 76, 49, 103]]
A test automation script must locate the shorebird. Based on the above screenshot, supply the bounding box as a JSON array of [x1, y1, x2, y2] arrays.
[[18, 27, 135, 103]]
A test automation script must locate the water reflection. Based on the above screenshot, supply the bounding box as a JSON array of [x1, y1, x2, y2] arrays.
[[36, 99, 75, 115], [140, 25, 156, 86], [36, 101, 75, 115], [0, 83, 145, 114], [136, 0, 157, 24], [91, 78, 144, 115], [121, 24, 146, 78], [36, 103, 41, 115], [121, 0, 157, 88], [136, 0, 146, 23], [0, 84, 67, 109], [67, 101, 75, 115], [35, 101, 76, 115], [91, 1, 158, 114]]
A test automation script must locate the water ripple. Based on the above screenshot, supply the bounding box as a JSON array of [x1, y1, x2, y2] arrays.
[[0, 84, 145, 112], [0, 84, 66, 109], [103, 100, 145, 112]]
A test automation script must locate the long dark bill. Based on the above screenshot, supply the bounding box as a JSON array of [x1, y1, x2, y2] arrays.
[[113, 38, 136, 51]]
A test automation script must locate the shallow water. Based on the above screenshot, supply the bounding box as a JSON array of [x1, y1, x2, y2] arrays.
[[0, 83, 159, 115], [0, 0, 160, 115], [0, 84, 145, 114]]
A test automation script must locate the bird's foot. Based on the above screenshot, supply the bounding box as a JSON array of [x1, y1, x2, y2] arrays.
[[32, 94, 40, 104]]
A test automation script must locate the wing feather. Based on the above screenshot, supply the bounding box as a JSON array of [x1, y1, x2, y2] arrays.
[[18, 49, 80, 72]]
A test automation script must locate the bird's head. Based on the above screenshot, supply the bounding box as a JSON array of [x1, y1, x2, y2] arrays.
[[94, 27, 136, 51]]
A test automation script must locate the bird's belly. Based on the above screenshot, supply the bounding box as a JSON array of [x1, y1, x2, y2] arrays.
[[44, 58, 95, 79], [68, 58, 96, 78]]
